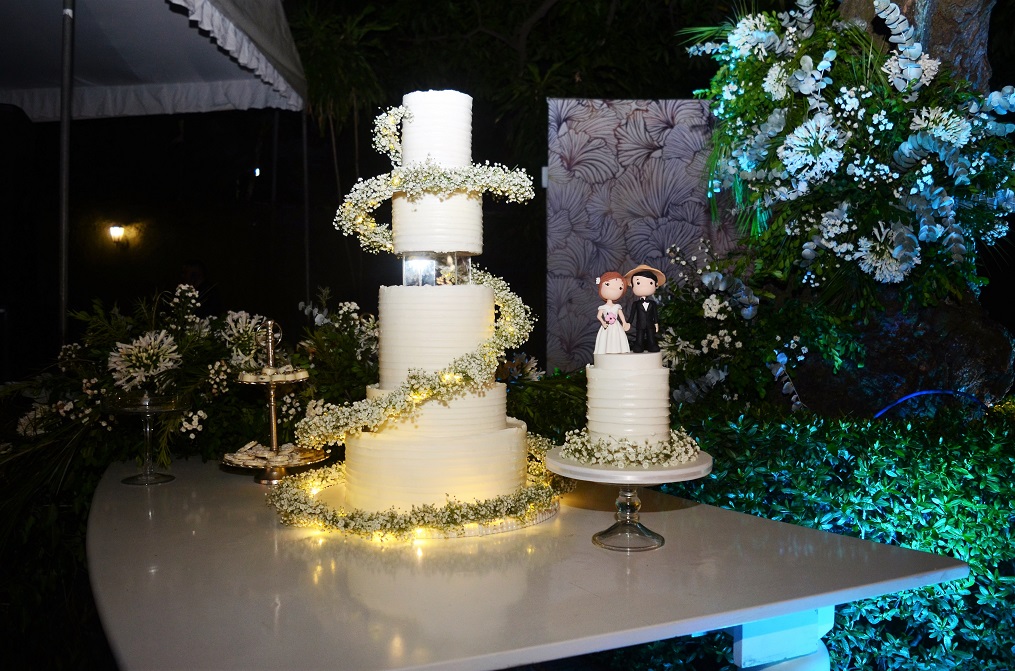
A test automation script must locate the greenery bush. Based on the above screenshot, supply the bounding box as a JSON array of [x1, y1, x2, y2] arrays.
[[512, 375, 1015, 670]]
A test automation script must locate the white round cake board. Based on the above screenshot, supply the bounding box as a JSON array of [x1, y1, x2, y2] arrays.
[[545, 448, 713, 486]]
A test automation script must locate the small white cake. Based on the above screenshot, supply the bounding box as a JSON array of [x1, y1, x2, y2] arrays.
[[587, 352, 671, 448], [557, 350, 699, 468]]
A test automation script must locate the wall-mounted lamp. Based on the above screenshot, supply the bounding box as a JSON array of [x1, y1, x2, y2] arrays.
[[109, 225, 128, 249]]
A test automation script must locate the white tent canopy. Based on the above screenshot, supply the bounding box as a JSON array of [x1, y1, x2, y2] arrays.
[[0, 0, 306, 121], [0, 0, 307, 346]]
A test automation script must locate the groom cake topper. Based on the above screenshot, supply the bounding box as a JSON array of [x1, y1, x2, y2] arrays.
[[624, 264, 666, 354]]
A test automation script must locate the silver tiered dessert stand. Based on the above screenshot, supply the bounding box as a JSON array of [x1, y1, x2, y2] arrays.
[[223, 320, 325, 484], [545, 448, 713, 552]]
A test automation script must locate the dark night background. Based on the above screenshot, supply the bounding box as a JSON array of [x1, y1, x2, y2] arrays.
[[1, 0, 1014, 382]]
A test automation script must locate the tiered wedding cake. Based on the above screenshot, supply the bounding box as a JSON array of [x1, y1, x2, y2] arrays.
[[342, 90, 528, 513]]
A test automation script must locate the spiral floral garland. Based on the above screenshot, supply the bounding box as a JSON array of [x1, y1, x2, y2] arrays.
[[295, 269, 534, 448], [297, 100, 537, 449], [268, 434, 573, 540], [334, 105, 535, 255]]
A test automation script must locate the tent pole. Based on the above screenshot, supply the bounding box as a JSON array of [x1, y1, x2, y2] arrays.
[[302, 110, 310, 304], [59, 0, 75, 345]]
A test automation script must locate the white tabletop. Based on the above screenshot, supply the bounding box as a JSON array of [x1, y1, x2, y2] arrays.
[[88, 459, 968, 671]]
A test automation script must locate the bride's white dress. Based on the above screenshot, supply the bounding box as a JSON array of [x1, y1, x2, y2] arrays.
[[594, 303, 630, 354]]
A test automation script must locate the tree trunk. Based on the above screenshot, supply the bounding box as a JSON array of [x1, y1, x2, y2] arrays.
[[839, 0, 996, 92]]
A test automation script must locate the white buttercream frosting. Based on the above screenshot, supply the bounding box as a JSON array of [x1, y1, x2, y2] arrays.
[[377, 285, 494, 390], [392, 90, 482, 254], [345, 416, 527, 513], [586, 352, 671, 446], [392, 190, 483, 255], [400, 89, 472, 167]]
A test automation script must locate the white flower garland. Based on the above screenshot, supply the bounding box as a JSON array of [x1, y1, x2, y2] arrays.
[[334, 158, 535, 255], [335, 105, 534, 255], [372, 105, 411, 165], [295, 268, 534, 448], [267, 435, 573, 540], [559, 428, 700, 469]]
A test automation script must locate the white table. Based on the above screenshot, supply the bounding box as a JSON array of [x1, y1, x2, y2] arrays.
[[88, 459, 968, 671]]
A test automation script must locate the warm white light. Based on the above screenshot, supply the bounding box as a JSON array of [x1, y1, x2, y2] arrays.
[[109, 225, 125, 242]]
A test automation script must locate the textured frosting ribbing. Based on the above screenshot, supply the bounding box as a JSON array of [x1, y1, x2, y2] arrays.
[[345, 417, 527, 513], [586, 352, 671, 446], [377, 285, 494, 390], [392, 191, 483, 255]]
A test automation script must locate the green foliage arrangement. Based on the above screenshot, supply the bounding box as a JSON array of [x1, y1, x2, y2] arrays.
[[0, 286, 379, 668], [627, 411, 1015, 670], [511, 376, 1015, 669], [685, 0, 1015, 318], [656, 239, 864, 412]]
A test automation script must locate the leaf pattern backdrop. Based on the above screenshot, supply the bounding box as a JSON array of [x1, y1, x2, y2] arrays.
[[546, 99, 738, 372]]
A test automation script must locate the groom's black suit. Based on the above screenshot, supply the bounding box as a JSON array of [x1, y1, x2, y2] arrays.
[[628, 297, 659, 353]]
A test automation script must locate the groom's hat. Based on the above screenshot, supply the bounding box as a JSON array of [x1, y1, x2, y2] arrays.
[[624, 264, 666, 286]]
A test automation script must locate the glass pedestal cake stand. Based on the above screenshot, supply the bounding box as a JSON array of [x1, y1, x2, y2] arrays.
[[545, 448, 713, 552], [105, 391, 186, 486]]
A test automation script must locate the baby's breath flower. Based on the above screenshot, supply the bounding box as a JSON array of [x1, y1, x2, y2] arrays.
[[559, 428, 700, 469]]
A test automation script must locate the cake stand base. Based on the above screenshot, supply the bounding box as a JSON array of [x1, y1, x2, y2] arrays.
[[122, 472, 176, 486], [592, 485, 663, 552], [544, 448, 713, 553], [255, 466, 288, 485]]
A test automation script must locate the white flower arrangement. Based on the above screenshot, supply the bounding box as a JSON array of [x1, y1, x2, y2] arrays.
[[266, 435, 572, 539], [107, 330, 182, 392], [688, 0, 1015, 292], [180, 410, 207, 439], [334, 105, 534, 255], [559, 428, 700, 469], [295, 268, 534, 448], [216, 311, 267, 371]]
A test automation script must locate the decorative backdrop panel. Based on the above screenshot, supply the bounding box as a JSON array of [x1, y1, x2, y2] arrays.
[[546, 98, 737, 372]]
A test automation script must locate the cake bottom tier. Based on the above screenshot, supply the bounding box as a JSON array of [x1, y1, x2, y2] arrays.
[[345, 416, 528, 513], [586, 351, 671, 447]]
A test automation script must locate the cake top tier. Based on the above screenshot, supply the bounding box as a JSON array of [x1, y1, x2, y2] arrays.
[[400, 90, 473, 168]]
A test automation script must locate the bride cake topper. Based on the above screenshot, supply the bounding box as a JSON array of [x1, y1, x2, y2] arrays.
[[594, 271, 631, 355]]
